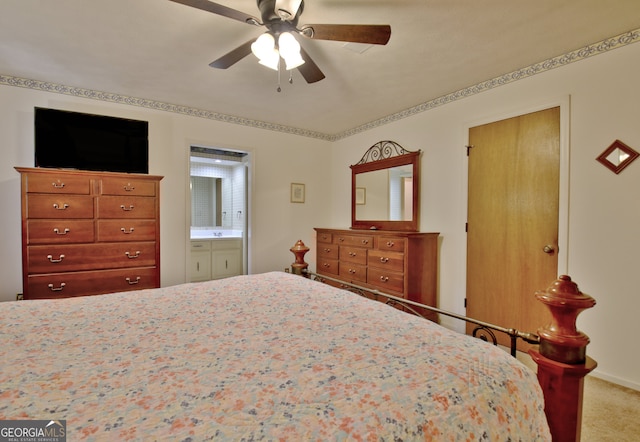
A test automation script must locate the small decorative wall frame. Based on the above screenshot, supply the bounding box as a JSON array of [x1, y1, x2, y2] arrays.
[[596, 139, 639, 174], [355, 187, 366, 205], [290, 183, 305, 203]]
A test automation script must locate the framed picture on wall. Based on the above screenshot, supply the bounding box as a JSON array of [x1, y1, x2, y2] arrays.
[[291, 183, 305, 203], [356, 187, 366, 205]]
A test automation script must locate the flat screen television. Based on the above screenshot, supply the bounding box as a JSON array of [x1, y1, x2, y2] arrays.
[[34, 107, 149, 174]]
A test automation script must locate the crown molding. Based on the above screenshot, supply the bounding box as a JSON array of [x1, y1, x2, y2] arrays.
[[2, 28, 638, 142]]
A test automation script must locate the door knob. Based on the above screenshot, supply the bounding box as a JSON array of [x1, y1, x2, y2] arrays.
[[542, 244, 555, 254]]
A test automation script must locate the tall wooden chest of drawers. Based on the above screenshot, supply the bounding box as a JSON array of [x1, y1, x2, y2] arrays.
[[16, 167, 163, 299], [314, 228, 439, 321]]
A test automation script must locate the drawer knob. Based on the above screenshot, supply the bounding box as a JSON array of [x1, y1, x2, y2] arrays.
[[52, 203, 69, 210], [323, 263, 331, 268], [124, 184, 135, 192], [46, 254, 65, 263], [121, 227, 135, 234], [349, 268, 357, 274], [379, 257, 389, 263], [53, 228, 70, 235], [349, 252, 357, 257], [361, 239, 369, 245], [51, 181, 65, 189], [379, 276, 389, 282], [126, 276, 141, 285], [125, 251, 141, 259], [338, 237, 345, 242], [386, 241, 395, 247], [120, 204, 135, 211], [47, 282, 66, 292], [323, 248, 332, 253]]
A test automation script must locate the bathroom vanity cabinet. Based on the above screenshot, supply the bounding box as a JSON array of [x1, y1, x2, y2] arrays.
[[190, 238, 242, 282]]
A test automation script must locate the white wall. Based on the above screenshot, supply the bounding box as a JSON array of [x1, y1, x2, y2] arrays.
[[0, 86, 331, 303], [330, 42, 640, 389], [1, 40, 638, 390]]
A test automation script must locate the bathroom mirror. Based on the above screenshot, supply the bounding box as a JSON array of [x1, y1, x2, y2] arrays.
[[191, 176, 224, 227], [351, 141, 420, 231]]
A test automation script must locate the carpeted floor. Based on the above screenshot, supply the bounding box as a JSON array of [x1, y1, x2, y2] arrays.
[[582, 376, 640, 441]]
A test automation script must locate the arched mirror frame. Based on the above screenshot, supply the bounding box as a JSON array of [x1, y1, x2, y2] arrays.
[[351, 141, 421, 232]]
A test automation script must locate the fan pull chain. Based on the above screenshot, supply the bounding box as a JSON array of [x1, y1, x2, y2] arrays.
[[277, 59, 282, 93], [289, 70, 293, 84]]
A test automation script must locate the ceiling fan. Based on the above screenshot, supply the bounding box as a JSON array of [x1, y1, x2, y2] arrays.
[[169, 0, 391, 84]]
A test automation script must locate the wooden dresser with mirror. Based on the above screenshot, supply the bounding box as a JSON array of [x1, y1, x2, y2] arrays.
[[314, 141, 439, 321]]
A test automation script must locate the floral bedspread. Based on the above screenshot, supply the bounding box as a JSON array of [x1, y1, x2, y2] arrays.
[[0, 271, 550, 441]]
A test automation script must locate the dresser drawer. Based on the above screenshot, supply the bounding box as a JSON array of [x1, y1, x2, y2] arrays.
[[367, 267, 404, 294], [25, 173, 91, 195], [26, 267, 158, 299], [339, 246, 367, 265], [368, 250, 405, 273], [97, 220, 157, 242], [317, 258, 339, 276], [317, 243, 338, 259], [339, 262, 367, 283], [96, 196, 156, 219], [26, 194, 94, 219], [317, 231, 333, 244], [28, 241, 157, 273], [101, 177, 156, 196], [335, 234, 373, 248], [377, 236, 406, 253], [27, 220, 95, 244]]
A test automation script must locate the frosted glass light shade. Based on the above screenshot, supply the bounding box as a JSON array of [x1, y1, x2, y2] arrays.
[[279, 32, 305, 70], [251, 33, 279, 70]]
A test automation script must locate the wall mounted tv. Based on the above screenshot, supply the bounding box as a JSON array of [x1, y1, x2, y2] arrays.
[[34, 107, 149, 174]]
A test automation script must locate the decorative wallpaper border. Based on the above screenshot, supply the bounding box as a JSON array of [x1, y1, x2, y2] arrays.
[[1, 28, 639, 142]]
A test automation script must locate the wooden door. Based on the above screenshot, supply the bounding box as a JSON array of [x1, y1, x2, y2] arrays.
[[466, 107, 560, 349]]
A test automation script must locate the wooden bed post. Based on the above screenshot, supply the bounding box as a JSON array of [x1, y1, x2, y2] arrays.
[[529, 275, 597, 442], [290, 240, 310, 276]]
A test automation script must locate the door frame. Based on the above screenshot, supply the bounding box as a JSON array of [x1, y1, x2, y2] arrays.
[[460, 96, 571, 305], [185, 143, 252, 282]]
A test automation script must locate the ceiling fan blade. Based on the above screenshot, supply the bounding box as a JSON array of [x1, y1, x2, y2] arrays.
[[209, 40, 255, 69], [297, 47, 325, 83], [300, 24, 391, 45], [169, 0, 261, 25]]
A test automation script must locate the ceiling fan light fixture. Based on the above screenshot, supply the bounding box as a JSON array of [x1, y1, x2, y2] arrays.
[[251, 33, 275, 58], [278, 32, 305, 70], [251, 33, 279, 70]]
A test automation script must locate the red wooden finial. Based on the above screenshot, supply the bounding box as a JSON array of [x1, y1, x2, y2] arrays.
[[290, 240, 310, 276], [535, 275, 596, 364], [530, 275, 598, 441]]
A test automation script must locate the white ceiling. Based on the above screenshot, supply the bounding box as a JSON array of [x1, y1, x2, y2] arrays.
[[1, 0, 639, 139]]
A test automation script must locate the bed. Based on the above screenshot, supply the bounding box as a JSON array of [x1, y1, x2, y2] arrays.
[[0, 271, 551, 441]]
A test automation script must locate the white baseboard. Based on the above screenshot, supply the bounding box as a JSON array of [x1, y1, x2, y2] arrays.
[[590, 370, 640, 392]]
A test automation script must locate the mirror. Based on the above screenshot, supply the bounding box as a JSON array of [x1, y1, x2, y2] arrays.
[[351, 141, 420, 231], [191, 176, 225, 227], [596, 139, 639, 174]]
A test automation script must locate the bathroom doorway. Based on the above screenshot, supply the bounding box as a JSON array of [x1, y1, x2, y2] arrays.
[[189, 146, 249, 281]]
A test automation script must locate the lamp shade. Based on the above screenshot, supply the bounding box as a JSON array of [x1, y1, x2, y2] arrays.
[[251, 33, 279, 70], [278, 32, 305, 70]]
